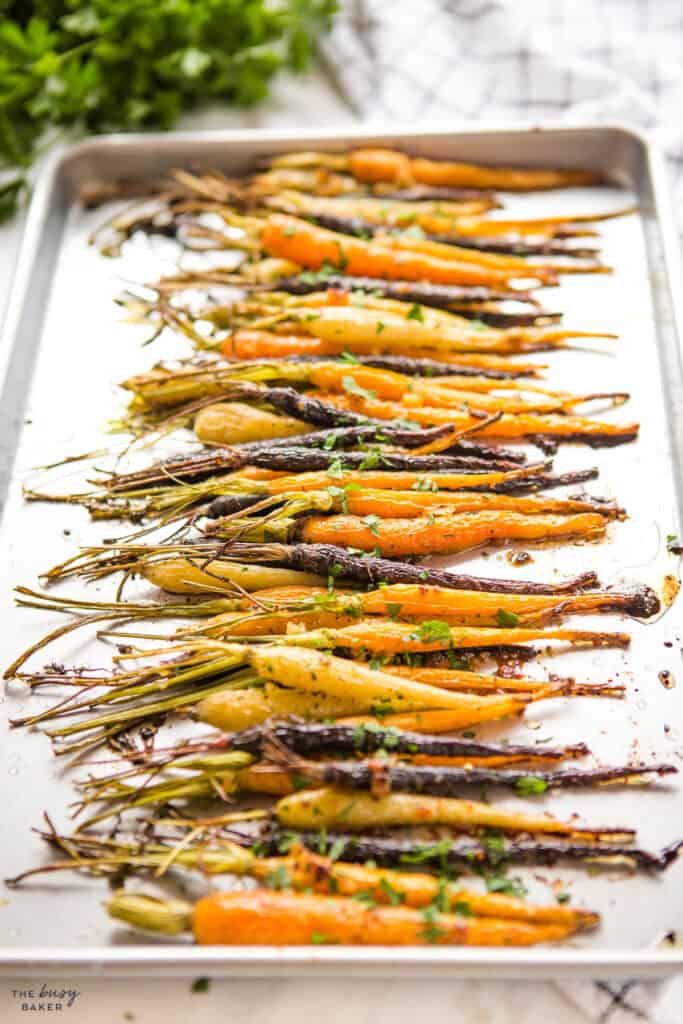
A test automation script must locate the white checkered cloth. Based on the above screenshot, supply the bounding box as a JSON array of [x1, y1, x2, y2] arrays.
[[319, 0, 683, 219], [318, 1, 683, 1021]]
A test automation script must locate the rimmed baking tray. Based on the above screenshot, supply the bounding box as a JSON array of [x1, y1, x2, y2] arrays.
[[1, 124, 683, 977]]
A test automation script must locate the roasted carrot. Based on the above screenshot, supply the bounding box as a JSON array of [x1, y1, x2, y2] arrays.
[[356, 583, 638, 621], [275, 787, 632, 840], [196, 682, 368, 731], [295, 305, 606, 354], [215, 719, 590, 765], [199, 685, 530, 734], [222, 329, 543, 373], [322, 393, 638, 444], [224, 329, 339, 360], [285, 620, 629, 655], [108, 889, 581, 946], [203, 484, 596, 529], [282, 846, 597, 927], [264, 191, 497, 230], [231, 644, 538, 713], [305, 362, 623, 414], [142, 557, 326, 594], [337, 708, 534, 733], [452, 211, 630, 237], [260, 214, 550, 288], [194, 402, 307, 445], [297, 509, 607, 555], [346, 148, 599, 191], [383, 666, 624, 698], [193, 580, 641, 636], [373, 231, 603, 275], [234, 466, 545, 496], [323, 489, 619, 520]]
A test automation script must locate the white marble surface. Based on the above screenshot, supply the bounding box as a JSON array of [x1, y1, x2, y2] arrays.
[[0, 65, 589, 1024], [2, 977, 587, 1023]]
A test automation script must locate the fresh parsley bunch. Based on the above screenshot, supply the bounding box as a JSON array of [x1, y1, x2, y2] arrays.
[[0, 0, 337, 220]]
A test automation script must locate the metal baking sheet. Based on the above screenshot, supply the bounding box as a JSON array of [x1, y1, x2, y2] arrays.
[[1, 125, 683, 977]]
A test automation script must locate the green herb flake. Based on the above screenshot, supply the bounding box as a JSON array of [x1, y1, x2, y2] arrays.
[[411, 619, 452, 644], [375, 321, 386, 335], [265, 865, 292, 890], [351, 889, 377, 908], [342, 375, 376, 401], [495, 608, 520, 628], [379, 877, 405, 906], [515, 776, 548, 797], [191, 978, 210, 994], [328, 837, 348, 861], [326, 484, 349, 513], [361, 514, 381, 537], [335, 241, 349, 271], [327, 458, 346, 479], [485, 875, 528, 899], [406, 303, 424, 322], [400, 839, 453, 865], [310, 931, 332, 944]]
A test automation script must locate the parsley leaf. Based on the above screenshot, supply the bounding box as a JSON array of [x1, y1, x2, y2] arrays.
[[410, 619, 452, 644], [342, 375, 376, 401], [496, 608, 520, 627], [0, 1, 338, 222], [515, 776, 548, 797]]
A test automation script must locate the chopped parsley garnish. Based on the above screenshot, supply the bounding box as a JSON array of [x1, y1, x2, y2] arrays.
[[496, 608, 520, 627], [515, 776, 548, 797], [379, 878, 405, 906], [342, 374, 376, 401], [326, 457, 345, 479], [406, 303, 424, 322], [265, 865, 291, 890], [400, 839, 453, 865], [485, 875, 528, 899], [362, 514, 381, 536], [410, 619, 452, 644]]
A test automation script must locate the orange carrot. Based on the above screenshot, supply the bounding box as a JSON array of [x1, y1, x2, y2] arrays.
[[358, 583, 631, 623], [190, 888, 575, 946], [260, 214, 543, 287], [223, 329, 338, 360], [290, 619, 629, 655], [338, 706, 530, 733], [260, 466, 539, 494], [222, 330, 542, 373], [334, 489, 618, 519], [382, 665, 609, 695], [298, 509, 607, 555], [282, 847, 598, 927], [321, 392, 638, 442], [347, 148, 598, 191], [306, 362, 614, 413]]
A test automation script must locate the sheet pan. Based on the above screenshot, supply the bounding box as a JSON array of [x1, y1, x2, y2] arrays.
[[1, 124, 683, 977]]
